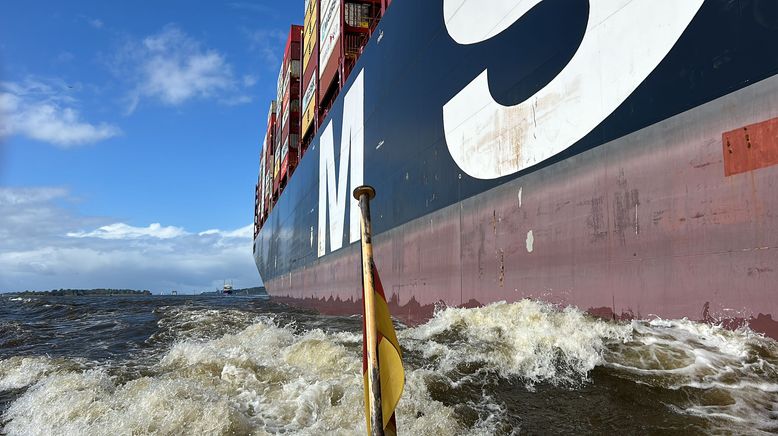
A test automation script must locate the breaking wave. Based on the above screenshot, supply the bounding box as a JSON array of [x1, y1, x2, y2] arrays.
[[1, 299, 776, 434], [604, 318, 778, 432]]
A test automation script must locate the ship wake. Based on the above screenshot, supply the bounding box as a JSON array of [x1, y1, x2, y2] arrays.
[[1, 299, 777, 435]]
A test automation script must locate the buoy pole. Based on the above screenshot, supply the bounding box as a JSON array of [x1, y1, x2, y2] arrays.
[[354, 185, 384, 436]]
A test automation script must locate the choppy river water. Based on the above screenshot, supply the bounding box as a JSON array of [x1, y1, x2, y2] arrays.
[[1, 295, 777, 435]]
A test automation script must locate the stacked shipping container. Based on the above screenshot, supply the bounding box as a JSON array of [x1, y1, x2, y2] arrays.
[[255, 101, 277, 234], [319, 0, 385, 118], [301, 0, 319, 148], [264, 102, 275, 205], [266, 102, 277, 202], [318, 0, 340, 117], [275, 25, 304, 195], [255, 1, 389, 234], [254, 147, 266, 239]]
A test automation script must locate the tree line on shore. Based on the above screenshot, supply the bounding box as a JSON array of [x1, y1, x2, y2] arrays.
[[4, 287, 268, 297], [6, 289, 152, 296]]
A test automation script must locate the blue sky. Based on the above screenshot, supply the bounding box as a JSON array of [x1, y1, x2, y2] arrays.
[[0, 1, 302, 292]]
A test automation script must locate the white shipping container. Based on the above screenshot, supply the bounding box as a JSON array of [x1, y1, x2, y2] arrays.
[[274, 144, 281, 173], [275, 120, 282, 150], [319, 0, 340, 79], [259, 154, 266, 211], [265, 130, 271, 150], [267, 100, 276, 121], [302, 75, 316, 111], [281, 137, 289, 161], [276, 62, 285, 103]]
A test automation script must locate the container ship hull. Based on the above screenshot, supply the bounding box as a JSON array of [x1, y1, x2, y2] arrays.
[[254, 0, 778, 338]]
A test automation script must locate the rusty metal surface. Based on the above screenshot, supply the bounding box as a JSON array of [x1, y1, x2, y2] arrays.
[[265, 73, 778, 340], [723, 116, 778, 177]]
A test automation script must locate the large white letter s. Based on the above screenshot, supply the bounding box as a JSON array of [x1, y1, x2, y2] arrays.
[[442, 0, 704, 179]]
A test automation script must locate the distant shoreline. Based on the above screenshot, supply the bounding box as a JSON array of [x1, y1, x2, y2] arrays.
[[4, 289, 152, 297], [3, 287, 268, 297]]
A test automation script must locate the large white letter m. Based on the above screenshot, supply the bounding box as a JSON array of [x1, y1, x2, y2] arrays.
[[317, 70, 364, 257]]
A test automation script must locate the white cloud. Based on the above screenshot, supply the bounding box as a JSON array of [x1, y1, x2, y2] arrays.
[[140, 47, 231, 105], [198, 224, 252, 238], [56, 51, 75, 63], [67, 222, 188, 240], [0, 187, 261, 292], [117, 25, 252, 111], [220, 95, 253, 106], [243, 28, 287, 69], [242, 74, 258, 87], [0, 80, 121, 147], [0, 187, 68, 206], [89, 18, 104, 29]]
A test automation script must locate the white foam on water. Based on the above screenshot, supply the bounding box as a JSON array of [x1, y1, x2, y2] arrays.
[[402, 300, 632, 387], [3, 369, 241, 435], [3, 300, 777, 434], [404, 300, 778, 432], [604, 318, 778, 433], [6, 298, 33, 303], [0, 356, 62, 391], [149, 306, 262, 344], [2, 319, 465, 436]]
